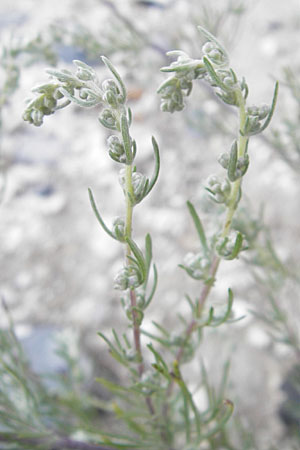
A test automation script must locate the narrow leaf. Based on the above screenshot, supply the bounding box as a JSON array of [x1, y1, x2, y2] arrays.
[[203, 56, 229, 92], [144, 234, 152, 272], [146, 137, 160, 195], [197, 25, 229, 65], [210, 288, 234, 327], [126, 237, 147, 282], [121, 114, 133, 164], [88, 188, 116, 240], [59, 87, 100, 107], [144, 263, 158, 308], [101, 55, 127, 104], [228, 140, 238, 182], [187, 201, 208, 252], [255, 81, 279, 135], [228, 232, 243, 260]]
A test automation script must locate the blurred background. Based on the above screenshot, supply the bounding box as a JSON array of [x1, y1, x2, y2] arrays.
[[0, 1, 300, 448]]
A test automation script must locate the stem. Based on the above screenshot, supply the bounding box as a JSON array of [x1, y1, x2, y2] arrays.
[[196, 255, 221, 317], [125, 164, 134, 257], [222, 89, 247, 238], [122, 135, 156, 417], [124, 164, 144, 375], [170, 88, 248, 386]]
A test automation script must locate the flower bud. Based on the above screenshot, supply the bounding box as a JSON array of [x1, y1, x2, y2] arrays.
[[76, 67, 93, 81], [257, 104, 270, 119], [132, 172, 147, 202], [79, 88, 90, 100], [102, 79, 120, 107], [102, 79, 119, 93], [215, 230, 248, 260], [218, 152, 230, 169], [114, 267, 130, 290], [99, 108, 117, 129], [206, 175, 231, 204], [107, 135, 126, 163], [31, 109, 44, 126], [182, 251, 211, 280], [113, 266, 143, 290], [136, 292, 146, 309], [202, 41, 226, 65], [43, 96, 57, 110], [112, 217, 126, 242]]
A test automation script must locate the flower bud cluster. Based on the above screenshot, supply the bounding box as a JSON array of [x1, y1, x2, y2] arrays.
[[206, 175, 231, 204], [218, 151, 249, 181], [74, 62, 97, 81], [120, 290, 145, 326], [158, 51, 206, 113], [114, 265, 143, 290], [112, 217, 126, 242], [107, 135, 126, 163], [22, 83, 66, 126], [100, 106, 118, 127], [202, 41, 227, 66], [158, 33, 244, 111], [23, 58, 128, 129], [23, 60, 103, 126], [243, 104, 270, 135], [181, 251, 211, 280], [132, 172, 147, 203], [119, 169, 147, 204], [215, 230, 248, 260], [102, 78, 123, 108]]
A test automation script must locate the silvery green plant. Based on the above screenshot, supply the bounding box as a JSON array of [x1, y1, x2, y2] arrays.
[[2, 26, 283, 450], [158, 25, 277, 295]]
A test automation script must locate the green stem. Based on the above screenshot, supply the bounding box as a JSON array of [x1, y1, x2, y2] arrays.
[[182, 88, 248, 353], [124, 164, 144, 374], [222, 89, 247, 238], [123, 135, 156, 419], [125, 164, 134, 258]]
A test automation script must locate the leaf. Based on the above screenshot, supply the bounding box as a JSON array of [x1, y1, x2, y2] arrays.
[[171, 361, 201, 439], [101, 55, 127, 104], [254, 81, 279, 135], [146, 137, 160, 195], [200, 399, 234, 441], [187, 201, 208, 253], [95, 377, 131, 396], [228, 140, 238, 182], [210, 288, 234, 327], [144, 234, 152, 272], [140, 329, 170, 347], [126, 237, 147, 283], [121, 114, 133, 164], [230, 232, 243, 259], [147, 343, 170, 378], [217, 360, 231, 404], [203, 56, 229, 92], [98, 332, 129, 368], [144, 264, 158, 308], [88, 188, 116, 240], [59, 87, 100, 107], [197, 25, 229, 65]]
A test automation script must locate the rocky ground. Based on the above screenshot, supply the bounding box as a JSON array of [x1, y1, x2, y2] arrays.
[[0, 0, 300, 448]]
